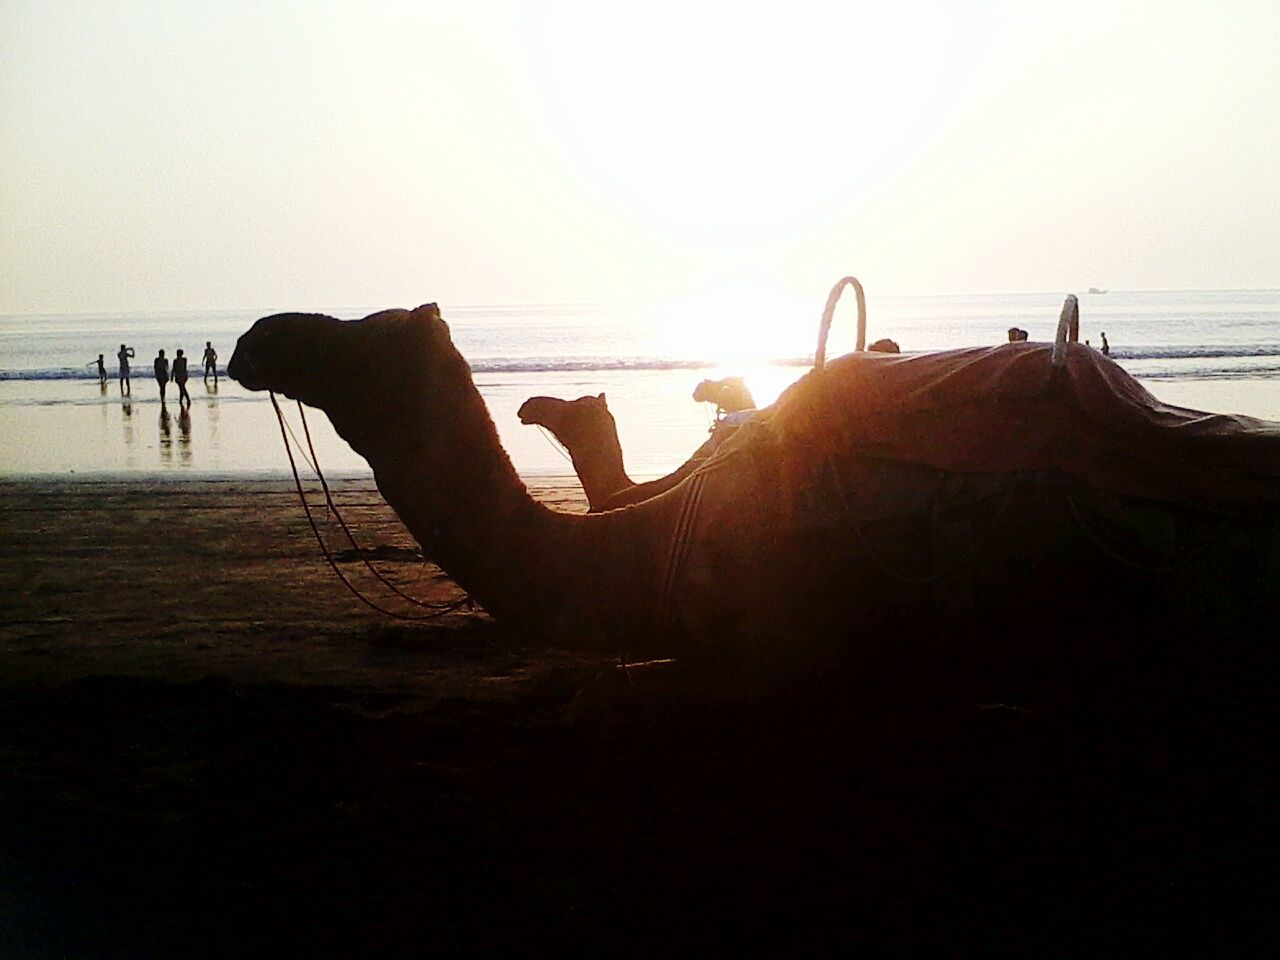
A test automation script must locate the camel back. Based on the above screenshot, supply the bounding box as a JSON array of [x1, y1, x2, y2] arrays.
[[760, 342, 1280, 509]]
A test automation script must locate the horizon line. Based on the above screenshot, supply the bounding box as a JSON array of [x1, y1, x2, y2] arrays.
[[3, 286, 1280, 319]]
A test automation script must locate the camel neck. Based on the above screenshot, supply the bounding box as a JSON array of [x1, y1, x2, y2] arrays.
[[364, 390, 575, 632], [323, 345, 683, 652], [373, 459, 677, 653], [375, 463, 566, 629], [569, 443, 632, 511]]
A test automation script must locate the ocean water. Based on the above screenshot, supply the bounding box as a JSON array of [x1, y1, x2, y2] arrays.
[[1, 289, 1278, 479]]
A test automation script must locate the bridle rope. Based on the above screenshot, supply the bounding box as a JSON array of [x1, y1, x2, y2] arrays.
[[294, 401, 464, 609], [270, 391, 471, 620], [534, 423, 576, 465]]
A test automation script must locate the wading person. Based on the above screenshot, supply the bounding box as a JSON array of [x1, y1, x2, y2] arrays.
[[89, 354, 107, 383], [202, 341, 218, 382], [172, 349, 191, 406], [117, 343, 135, 394], [154, 349, 170, 403]]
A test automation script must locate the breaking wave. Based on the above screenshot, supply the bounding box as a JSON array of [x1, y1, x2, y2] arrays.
[[1, 357, 787, 382], [3, 343, 1280, 383]]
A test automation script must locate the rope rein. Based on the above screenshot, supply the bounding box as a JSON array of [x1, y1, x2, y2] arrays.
[[534, 423, 576, 465], [293, 402, 460, 609], [270, 393, 470, 621]]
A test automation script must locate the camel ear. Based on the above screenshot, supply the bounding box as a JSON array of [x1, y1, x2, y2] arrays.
[[597, 392, 606, 402]]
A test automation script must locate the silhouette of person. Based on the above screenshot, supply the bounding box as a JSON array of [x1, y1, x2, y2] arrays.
[[117, 343, 135, 393], [154, 350, 170, 402], [203, 341, 218, 382], [1100, 332, 1110, 356], [172, 349, 191, 406], [89, 354, 107, 383]]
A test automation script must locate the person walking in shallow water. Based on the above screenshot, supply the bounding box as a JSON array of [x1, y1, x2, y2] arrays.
[[117, 344, 135, 394], [89, 354, 107, 383], [1100, 332, 1110, 356], [203, 341, 218, 382], [154, 349, 170, 403], [172, 349, 191, 406]]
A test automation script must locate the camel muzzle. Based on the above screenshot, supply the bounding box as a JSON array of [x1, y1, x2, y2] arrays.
[[226, 347, 263, 390]]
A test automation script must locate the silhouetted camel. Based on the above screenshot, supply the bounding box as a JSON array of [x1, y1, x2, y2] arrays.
[[692, 377, 755, 418], [229, 304, 1280, 684], [518, 393, 738, 511]]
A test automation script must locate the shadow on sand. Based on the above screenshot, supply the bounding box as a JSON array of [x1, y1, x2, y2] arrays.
[[3, 615, 1279, 958]]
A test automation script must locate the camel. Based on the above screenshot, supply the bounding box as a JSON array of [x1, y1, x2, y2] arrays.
[[517, 393, 741, 512], [517, 393, 628, 511], [692, 377, 755, 418], [229, 303, 1280, 690]]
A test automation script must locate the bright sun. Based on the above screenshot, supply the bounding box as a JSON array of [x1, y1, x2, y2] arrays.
[[650, 283, 814, 365], [646, 280, 853, 407]]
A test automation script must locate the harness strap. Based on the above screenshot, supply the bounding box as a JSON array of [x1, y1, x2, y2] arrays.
[[656, 470, 708, 637]]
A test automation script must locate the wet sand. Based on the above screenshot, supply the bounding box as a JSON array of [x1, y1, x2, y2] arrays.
[[3, 477, 1280, 956]]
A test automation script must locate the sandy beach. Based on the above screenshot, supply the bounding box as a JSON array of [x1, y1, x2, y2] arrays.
[[3, 475, 1280, 956], [1, 476, 600, 691]]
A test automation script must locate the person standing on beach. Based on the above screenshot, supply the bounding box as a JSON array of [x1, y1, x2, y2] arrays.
[[1101, 332, 1110, 356], [154, 349, 170, 403], [89, 354, 107, 383], [172, 349, 191, 406], [203, 341, 218, 382], [117, 343, 135, 394]]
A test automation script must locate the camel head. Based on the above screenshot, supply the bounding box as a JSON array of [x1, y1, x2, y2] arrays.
[[517, 393, 617, 448], [228, 303, 473, 462], [692, 376, 755, 413], [229, 303, 454, 405], [692, 379, 721, 404]]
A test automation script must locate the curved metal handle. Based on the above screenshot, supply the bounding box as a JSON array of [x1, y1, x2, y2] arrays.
[[815, 276, 866, 371], [1050, 295, 1080, 367]]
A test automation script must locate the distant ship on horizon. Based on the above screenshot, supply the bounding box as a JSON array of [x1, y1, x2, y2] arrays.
[[1088, 287, 1108, 294]]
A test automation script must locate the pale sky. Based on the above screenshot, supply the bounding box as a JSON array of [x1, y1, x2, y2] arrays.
[[2, 0, 1278, 314]]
